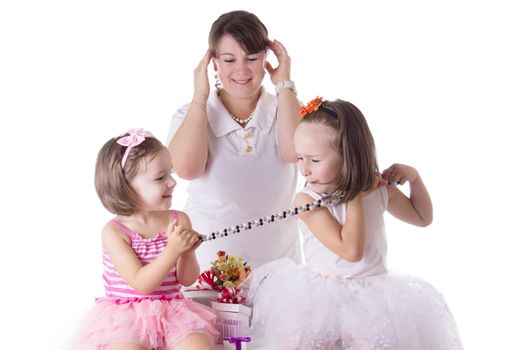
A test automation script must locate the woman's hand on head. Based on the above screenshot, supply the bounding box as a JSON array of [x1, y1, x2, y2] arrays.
[[193, 50, 212, 103], [381, 163, 419, 186], [265, 39, 291, 84]]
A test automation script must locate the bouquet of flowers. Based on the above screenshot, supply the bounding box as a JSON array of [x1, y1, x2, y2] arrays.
[[197, 250, 251, 304]]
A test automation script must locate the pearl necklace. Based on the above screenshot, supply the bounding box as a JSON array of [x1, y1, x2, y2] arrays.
[[219, 94, 255, 125], [228, 111, 254, 125], [199, 193, 343, 242]]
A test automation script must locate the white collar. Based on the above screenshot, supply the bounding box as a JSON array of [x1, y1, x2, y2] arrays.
[[208, 86, 276, 137]]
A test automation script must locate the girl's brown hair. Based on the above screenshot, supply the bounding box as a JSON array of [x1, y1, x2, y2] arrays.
[[94, 134, 165, 216], [301, 99, 378, 203], [209, 10, 271, 56]]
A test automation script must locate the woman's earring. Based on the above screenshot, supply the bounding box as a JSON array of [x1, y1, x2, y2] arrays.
[[214, 73, 222, 90]]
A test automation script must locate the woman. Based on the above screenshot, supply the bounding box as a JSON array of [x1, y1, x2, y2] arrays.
[[167, 10, 301, 269]]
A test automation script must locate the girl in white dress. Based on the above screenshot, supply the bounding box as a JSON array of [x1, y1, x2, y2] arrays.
[[248, 98, 463, 349]]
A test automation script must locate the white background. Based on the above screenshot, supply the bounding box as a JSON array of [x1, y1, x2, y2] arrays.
[[1, 0, 524, 349]]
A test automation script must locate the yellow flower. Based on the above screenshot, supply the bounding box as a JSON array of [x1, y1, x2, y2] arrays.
[[201, 250, 252, 290]]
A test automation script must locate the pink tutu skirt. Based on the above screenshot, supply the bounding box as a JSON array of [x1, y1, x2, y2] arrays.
[[248, 258, 463, 350], [74, 297, 219, 349]]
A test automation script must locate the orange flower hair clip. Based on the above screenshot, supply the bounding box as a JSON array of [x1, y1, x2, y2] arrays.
[[300, 96, 324, 118]]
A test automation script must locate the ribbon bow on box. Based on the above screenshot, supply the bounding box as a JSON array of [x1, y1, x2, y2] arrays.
[[217, 286, 245, 304], [224, 337, 251, 350]]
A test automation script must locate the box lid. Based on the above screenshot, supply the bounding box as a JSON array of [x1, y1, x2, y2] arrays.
[[211, 301, 252, 316]]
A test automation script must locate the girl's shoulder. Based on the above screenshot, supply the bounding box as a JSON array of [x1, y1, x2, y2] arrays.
[[102, 210, 181, 242], [153, 210, 190, 231], [167, 209, 194, 230], [364, 186, 389, 213], [293, 190, 318, 207], [101, 218, 132, 248], [295, 186, 322, 201]]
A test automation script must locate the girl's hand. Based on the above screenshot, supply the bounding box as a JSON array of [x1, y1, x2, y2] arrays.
[[381, 163, 419, 186], [166, 219, 201, 255], [373, 172, 389, 189], [193, 50, 212, 103], [184, 229, 203, 254], [265, 39, 291, 84]]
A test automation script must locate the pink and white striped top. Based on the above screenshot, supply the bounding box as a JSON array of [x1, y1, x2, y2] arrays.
[[98, 211, 184, 302]]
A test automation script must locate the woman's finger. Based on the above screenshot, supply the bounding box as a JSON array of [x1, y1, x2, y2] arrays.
[[265, 61, 275, 75]]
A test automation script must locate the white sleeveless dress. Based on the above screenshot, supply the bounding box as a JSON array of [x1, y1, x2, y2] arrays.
[[248, 186, 463, 350]]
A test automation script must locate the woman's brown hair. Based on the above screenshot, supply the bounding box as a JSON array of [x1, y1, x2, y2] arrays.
[[209, 10, 271, 56]]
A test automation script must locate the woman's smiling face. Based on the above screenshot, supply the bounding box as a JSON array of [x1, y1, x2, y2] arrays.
[[213, 34, 266, 98]]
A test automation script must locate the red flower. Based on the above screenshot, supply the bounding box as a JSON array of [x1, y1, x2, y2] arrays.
[[217, 250, 226, 262], [300, 96, 324, 118]]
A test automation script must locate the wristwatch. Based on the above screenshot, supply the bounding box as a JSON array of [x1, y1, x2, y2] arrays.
[[275, 80, 297, 95]]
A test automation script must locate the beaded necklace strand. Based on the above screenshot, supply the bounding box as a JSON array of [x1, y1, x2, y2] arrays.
[[227, 111, 254, 125], [200, 195, 340, 242], [218, 93, 254, 125]]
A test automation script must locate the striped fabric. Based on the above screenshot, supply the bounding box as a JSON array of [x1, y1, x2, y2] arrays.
[[99, 213, 183, 301]]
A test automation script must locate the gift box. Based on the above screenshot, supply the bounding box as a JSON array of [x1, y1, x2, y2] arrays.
[[223, 337, 251, 350], [182, 288, 217, 307], [212, 301, 252, 336], [216, 319, 242, 345]]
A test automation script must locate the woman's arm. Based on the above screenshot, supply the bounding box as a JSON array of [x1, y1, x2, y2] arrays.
[[383, 163, 433, 227], [168, 51, 211, 179], [266, 40, 300, 163], [295, 192, 367, 262]]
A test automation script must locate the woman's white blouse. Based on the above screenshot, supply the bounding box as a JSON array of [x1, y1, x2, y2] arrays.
[[167, 88, 301, 268]]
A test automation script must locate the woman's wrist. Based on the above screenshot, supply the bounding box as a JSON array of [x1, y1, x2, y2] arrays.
[[191, 97, 207, 106], [190, 99, 207, 112], [275, 80, 296, 95]]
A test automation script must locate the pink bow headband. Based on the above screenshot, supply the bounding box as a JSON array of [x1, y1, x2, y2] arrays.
[[117, 128, 154, 169]]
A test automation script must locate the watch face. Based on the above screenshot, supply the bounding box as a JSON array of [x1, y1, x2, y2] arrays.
[[275, 81, 296, 95]]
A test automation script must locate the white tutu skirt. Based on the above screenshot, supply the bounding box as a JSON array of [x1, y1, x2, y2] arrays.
[[247, 259, 463, 350]]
